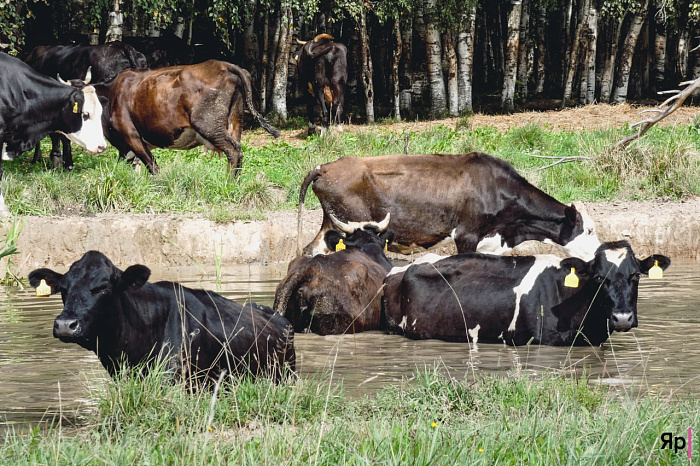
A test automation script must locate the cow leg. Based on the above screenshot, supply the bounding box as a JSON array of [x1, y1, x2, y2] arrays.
[[302, 215, 333, 256], [61, 135, 74, 171], [453, 229, 480, 253], [316, 86, 330, 129], [332, 78, 346, 126], [0, 151, 7, 217], [32, 142, 43, 164], [111, 127, 159, 174]]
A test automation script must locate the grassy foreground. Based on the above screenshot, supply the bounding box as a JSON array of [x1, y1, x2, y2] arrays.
[[3, 118, 700, 220], [1, 365, 699, 465]]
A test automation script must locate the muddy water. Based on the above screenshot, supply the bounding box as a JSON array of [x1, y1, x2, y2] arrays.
[[1, 259, 699, 434]]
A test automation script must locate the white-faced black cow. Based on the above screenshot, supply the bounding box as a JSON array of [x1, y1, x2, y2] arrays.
[[105, 60, 279, 178], [297, 33, 347, 135], [0, 53, 106, 214], [274, 214, 395, 335], [383, 241, 670, 346], [29, 251, 296, 383], [298, 152, 600, 259]]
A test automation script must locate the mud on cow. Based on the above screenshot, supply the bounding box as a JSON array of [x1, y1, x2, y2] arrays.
[[29, 251, 296, 383], [24, 41, 148, 169], [297, 34, 347, 135], [383, 241, 670, 346], [299, 152, 600, 259], [274, 214, 395, 335], [105, 60, 280, 177], [0, 53, 106, 213]]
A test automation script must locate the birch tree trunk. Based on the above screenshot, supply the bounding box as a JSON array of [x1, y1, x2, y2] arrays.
[[653, 8, 666, 90], [613, 0, 649, 103], [392, 18, 402, 121], [562, 0, 587, 106], [359, 5, 375, 123], [266, 11, 281, 113], [260, 11, 270, 113], [584, 7, 597, 103], [534, 4, 546, 94], [271, 4, 292, 119], [425, 0, 446, 117], [242, 0, 259, 82], [501, 0, 522, 112], [443, 30, 459, 117], [516, 0, 531, 101], [600, 19, 622, 102], [457, 2, 476, 112]]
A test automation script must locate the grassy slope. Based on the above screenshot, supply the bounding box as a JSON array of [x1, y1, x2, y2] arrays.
[[3, 120, 700, 220]]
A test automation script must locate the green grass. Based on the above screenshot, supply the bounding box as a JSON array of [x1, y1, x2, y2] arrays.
[[3, 122, 699, 218], [2, 363, 699, 464]]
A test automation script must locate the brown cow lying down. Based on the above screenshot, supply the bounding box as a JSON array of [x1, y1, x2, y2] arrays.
[[106, 60, 280, 177], [274, 214, 395, 335]]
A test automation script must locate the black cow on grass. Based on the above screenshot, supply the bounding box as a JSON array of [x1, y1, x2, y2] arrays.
[[29, 251, 296, 383], [274, 214, 395, 335], [299, 152, 600, 259], [297, 33, 347, 135], [383, 241, 670, 346]]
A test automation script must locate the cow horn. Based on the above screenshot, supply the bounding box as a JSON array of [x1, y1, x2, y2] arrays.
[[57, 74, 69, 85], [296, 39, 308, 45], [376, 212, 391, 231], [329, 213, 355, 234], [83, 66, 92, 85]]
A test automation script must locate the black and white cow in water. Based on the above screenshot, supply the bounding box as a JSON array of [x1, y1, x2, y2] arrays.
[[298, 152, 600, 260], [28, 251, 296, 383], [0, 53, 106, 214], [383, 241, 670, 346], [274, 214, 395, 335]]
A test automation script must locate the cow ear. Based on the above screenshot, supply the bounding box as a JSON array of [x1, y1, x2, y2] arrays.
[[119, 264, 151, 289], [380, 228, 396, 246], [639, 255, 671, 274], [564, 204, 578, 226], [28, 268, 63, 294], [324, 230, 345, 252], [560, 257, 591, 280]]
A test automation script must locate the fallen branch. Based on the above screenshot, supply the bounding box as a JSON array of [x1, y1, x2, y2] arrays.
[[614, 76, 700, 150], [531, 155, 591, 171]]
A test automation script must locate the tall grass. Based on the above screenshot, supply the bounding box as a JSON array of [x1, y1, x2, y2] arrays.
[[2, 363, 698, 464]]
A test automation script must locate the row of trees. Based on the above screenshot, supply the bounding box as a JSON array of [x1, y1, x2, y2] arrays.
[[3, 0, 700, 121]]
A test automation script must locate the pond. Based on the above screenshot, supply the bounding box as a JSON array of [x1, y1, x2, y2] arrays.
[[1, 258, 698, 435]]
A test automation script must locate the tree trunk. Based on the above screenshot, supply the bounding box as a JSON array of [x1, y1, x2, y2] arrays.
[[457, 3, 476, 112], [260, 11, 270, 113], [585, 7, 597, 104], [271, 4, 292, 120], [653, 8, 666, 90], [266, 10, 281, 113], [562, 0, 587, 106], [105, 0, 123, 43], [600, 19, 623, 102], [613, 0, 650, 103], [516, 0, 531, 101], [501, 0, 522, 112], [678, 28, 688, 80], [359, 5, 375, 123], [425, 0, 446, 117], [443, 30, 459, 117], [534, 4, 546, 94], [242, 0, 259, 82], [392, 18, 402, 121]]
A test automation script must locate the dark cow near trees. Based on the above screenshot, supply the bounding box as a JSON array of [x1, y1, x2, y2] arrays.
[[29, 251, 296, 383], [105, 60, 279, 177], [383, 241, 670, 346], [0, 53, 106, 213], [274, 214, 395, 335], [297, 34, 347, 135], [24, 41, 148, 169], [299, 152, 600, 259]]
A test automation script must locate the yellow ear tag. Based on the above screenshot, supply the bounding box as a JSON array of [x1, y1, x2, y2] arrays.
[[648, 260, 664, 280], [72, 102, 79, 113], [36, 279, 51, 297], [335, 239, 346, 252], [564, 268, 579, 288], [384, 239, 388, 253]]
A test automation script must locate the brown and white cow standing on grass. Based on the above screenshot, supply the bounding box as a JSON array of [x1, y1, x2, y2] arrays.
[[297, 34, 347, 135], [298, 152, 601, 260], [105, 60, 279, 177]]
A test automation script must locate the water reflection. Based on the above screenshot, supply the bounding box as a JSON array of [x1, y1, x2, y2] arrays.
[[1, 259, 698, 434]]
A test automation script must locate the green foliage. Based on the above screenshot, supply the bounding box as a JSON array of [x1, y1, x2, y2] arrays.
[[0, 0, 45, 55]]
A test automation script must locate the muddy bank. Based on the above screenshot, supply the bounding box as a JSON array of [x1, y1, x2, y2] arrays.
[[9, 197, 700, 273]]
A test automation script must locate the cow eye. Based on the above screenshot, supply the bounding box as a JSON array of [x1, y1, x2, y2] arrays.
[[82, 112, 90, 121], [594, 275, 604, 284], [90, 285, 108, 295]]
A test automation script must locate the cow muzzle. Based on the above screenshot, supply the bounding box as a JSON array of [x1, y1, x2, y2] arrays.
[[53, 317, 81, 339], [610, 312, 637, 332]]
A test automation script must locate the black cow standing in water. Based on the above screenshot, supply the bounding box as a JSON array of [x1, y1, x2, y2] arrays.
[[29, 251, 296, 383], [383, 241, 670, 346]]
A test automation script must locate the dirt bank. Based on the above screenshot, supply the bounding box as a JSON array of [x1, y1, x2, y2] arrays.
[[9, 197, 700, 273]]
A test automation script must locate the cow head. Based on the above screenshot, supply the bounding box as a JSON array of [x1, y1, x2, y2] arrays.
[[560, 241, 670, 333], [29, 251, 150, 351], [546, 202, 601, 261], [324, 215, 396, 270], [56, 78, 107, 154]]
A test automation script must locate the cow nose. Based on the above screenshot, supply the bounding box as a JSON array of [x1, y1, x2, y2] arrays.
[[611, 312, 636, 331], [54, 318, 80, 338], [96, 144, 107, 153]]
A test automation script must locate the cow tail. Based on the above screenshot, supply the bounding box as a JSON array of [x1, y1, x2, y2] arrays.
[[297, 166, 322, 255], [227, 63, 281, 138], [272, 266, 305, 316]]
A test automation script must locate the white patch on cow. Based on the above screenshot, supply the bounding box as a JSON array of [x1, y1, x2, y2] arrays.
[[315, 165, 321, 170], [549, 203, 601, 261], [468, 324, 480, 344], [387, 253, 446, 276], [61, 86, 107, 153], [477, 233, 513, 255], [399, 316, 407, 330], [604, 248, 627, 267], [1, 144, 10, 161], [450, 228, 457, 240], [509, 255, 562, 332], [412, 318, 417, 329], [498, 331, 504, 340]]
